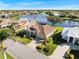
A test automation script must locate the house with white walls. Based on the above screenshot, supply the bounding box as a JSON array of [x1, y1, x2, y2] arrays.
[[61, 27, 79, 44]]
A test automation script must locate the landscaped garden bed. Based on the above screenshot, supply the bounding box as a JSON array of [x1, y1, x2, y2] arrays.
[[36, 37, 57, 56], [65, 49, 79, 59], [52, 26, 67, 45], [64, 49, 79, 59]]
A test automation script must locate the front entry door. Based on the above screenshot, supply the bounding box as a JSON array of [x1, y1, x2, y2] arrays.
[[69, 37, 73, 43]]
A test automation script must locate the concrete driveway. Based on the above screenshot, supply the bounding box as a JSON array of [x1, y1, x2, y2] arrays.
[[3, 39, 48, 59]]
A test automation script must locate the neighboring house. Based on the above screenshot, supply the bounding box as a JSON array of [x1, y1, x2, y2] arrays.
[[53, 13, 61, 16], [17, 20, 55, 40], [0, 14, 10, 19], [61, 27, 79, 44], [20, 14, 48, 24], [15, 20, 37, 31], [0, 19, 16, 28]]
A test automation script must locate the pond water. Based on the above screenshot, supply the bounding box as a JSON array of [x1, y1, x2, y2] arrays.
[[20, 14, 49, 24], [20, 14, 79, 27], [54, 20, 79, 27]]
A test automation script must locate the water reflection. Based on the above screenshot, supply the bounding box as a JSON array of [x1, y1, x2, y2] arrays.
[[20, 14, 79, 27]]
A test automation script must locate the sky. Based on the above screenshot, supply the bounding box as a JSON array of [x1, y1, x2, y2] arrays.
[[0, 0, 79, 10]]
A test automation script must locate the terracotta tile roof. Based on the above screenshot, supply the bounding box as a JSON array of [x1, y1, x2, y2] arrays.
[[33, 23, 55, 39], [0, 19, 13, 27], [16, 20, 37, 31], [33, 23, 45, 38], [17, 20, 55, 39], [43, 25, 55, 38]]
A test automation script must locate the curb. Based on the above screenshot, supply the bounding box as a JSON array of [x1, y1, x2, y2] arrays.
[[6, 51, 17, 59]]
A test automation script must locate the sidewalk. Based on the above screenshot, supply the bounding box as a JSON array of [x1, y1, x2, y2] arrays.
[[27, 40, 41, 51]]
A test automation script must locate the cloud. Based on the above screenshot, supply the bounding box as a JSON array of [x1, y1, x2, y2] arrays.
[[19, 2, 44, 6]]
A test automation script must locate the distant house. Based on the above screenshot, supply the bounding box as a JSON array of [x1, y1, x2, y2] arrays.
[[53, 13, 61, 16], [61, 27, 79, 44], [0, 14, 10, 19], [0, 19, 16, 28]]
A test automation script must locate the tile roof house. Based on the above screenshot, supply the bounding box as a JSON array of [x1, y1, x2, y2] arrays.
[[0, 19, 15, 28], [17, 20, 55, 40], [18, 20, 55, 39]]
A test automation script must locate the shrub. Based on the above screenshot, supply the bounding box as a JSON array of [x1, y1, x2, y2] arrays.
[[36, 45, 42, 49], [43, 46, 49, 52], [65, 49, 75, 59], [48, 37, 54, 44], [43, 44, 56, 56], [16, 29, 25, 37]]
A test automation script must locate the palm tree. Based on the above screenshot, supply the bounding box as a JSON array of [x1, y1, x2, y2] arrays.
[[0, 29, 11, 59], [7, 23, 16, 41], [0, 29, 9, 48]]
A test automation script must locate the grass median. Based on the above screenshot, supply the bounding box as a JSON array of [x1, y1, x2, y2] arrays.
[[15, 36, 32, 44]]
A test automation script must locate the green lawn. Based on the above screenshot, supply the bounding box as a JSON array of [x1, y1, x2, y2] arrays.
[[0, 50, 3, 59], [16, 36, 32, 44], [61, 17, 71, 20], [55, 26, 64, 33], [0, 47, 14, 59], [60, 17, 79, 21], [0, 47, 3, 59], [6, 53, 14, 59]]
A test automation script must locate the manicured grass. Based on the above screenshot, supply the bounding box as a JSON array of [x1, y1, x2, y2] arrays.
[[60, 17, 79, 21], [55, 26, 64, 33], [0, 47, 4, 59], [0, 47, 14, 59], [16, 36, 32, 44], [61, 17, 71, 20], [0, 50, 3, 59], [6, 53, 14, 59]]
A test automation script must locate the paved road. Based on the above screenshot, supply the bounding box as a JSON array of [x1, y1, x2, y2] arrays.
[[3, 39, 48, 59], [49, 44, 70, 59]]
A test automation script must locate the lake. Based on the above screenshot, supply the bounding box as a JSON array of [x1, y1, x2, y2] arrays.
[[20, 14, 49, 24], [20, 14, 79, 27]]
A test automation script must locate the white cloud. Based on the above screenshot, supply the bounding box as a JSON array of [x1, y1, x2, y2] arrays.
[[14, 1, 44, 7]]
